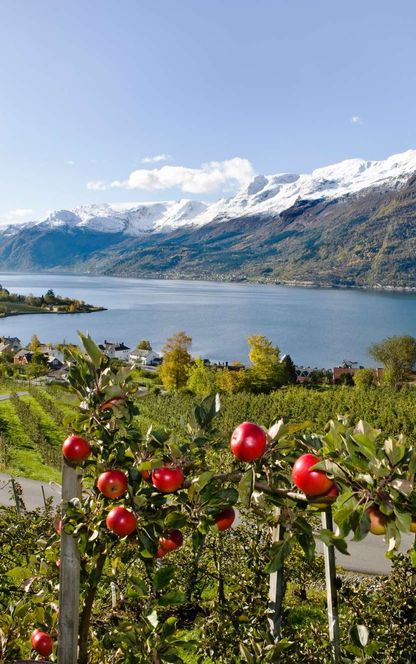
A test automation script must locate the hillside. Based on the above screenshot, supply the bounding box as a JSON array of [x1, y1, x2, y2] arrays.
[[2, 150, 416, 288]]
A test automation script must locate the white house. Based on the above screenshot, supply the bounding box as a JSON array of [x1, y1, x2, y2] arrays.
[[129, 348, 160, 367], [40, 345, 65, 364], [99, 340, 131, 362], [0, 336, 22, 354]]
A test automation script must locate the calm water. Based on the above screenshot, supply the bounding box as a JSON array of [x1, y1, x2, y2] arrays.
[[1, 272, 416, 368]]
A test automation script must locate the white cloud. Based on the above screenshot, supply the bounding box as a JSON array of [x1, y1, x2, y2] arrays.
[[66, 160, 75, 166], [142, 153, 172, 164], [1, 208, 34, 226], [87, 180, 108, 191], [111, 157, 255, 194], [351, 115, 362, 124]]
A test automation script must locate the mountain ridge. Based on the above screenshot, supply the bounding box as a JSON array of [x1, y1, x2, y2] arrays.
[[2, 149, 416, 289]]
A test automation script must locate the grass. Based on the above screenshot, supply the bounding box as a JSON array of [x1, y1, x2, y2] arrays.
[[0, 381, 74, 482], [0, 301, 49, 316], [0, 399, 61, 482]]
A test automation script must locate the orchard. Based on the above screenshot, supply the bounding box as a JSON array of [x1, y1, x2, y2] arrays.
[[1, 333, 416, 663]]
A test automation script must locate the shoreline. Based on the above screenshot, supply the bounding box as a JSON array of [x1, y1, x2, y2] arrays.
[[0, 306, 106, 319], [1, 268, 416, 295]]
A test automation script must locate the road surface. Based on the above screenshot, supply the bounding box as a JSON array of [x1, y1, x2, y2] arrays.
[[0, 472, 60, 510], [0, 391, 28, 400], [0, 473, 413, 575]]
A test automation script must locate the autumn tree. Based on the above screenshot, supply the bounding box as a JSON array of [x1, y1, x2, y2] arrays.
[[216, 367, 248, 393], [136, 339, 152, 350], [186, 358, 217, 397], [247, 334, 284, 392], [158, 331, 192, 390], [29, 334, 41, 351], [369, 335, 416, 387], [354, 368, 377, 388]]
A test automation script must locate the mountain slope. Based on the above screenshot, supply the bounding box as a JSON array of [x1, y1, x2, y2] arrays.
[[2, 149, 416, 288], [78, 175, 416, 287]]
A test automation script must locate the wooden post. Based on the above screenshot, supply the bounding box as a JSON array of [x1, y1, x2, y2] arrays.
[[110, 582, 117, 609], [268, 508, 285, 640], [10, 478, 21, 515], [58, 459, 81, 664], [41, 484, 48, 511], [321, 507, 341, 663]]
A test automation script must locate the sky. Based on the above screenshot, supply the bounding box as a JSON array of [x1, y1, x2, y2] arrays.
[[1, 0, 416, 224]]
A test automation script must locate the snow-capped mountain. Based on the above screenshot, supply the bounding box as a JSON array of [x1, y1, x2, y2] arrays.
[[2, 148, 416, 289], [3, 149, 416, 237]]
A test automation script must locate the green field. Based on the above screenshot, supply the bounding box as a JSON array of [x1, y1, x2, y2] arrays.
[[0, 300, 50, 316], [0, 382, 75, 481]]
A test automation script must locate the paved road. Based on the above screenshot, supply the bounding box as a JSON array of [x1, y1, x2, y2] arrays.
[[319, 533, 414, 575], [0, 473, 414, 574], [0, 391, 28, 400], [0, 473, 60, 510]]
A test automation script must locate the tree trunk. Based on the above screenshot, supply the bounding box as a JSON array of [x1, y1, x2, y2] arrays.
[[78, 553, 106, 664]]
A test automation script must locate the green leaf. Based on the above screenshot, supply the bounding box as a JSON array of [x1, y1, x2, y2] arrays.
[[195, 471, 215, 491], [350, 624, 369, 648], [128, 576, 148, 598], [393, 508, 412, 533], [164, 511, 188, 529], [311, 459, 347, 480], [266, 538, 292, 572], [78, 331, 103, 367], [88, 528, 99, 542], [146, 609, 158, 628], [239, 642, 254, 663], [384, 437, 406, 467], [390, 478, 413, 496], [238, 468, 254, 508], [297, 532, 316, 560], [319, 529, 349, 555], [161, 616, 177, 638], [153, 564, 175, 590], [157, 589, 187, 606], [351, 508, 370, 541]]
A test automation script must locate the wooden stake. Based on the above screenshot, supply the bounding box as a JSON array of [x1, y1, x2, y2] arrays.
[[321, 507, 341, 663], [58, 460, 81, 664], [268, 508, 285, 640], [111, 582, 117, 609], [11, 478, 21, 515], [41, 484, 48, 511]]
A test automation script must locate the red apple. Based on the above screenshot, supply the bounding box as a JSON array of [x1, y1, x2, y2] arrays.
[[106, 506, 137, 536], [292, 453, 333, 496], [62, 435, 91, 463], [215, 507, 236, 531], [31, 628, 42, 643], [141, 469, 151, 482], [97, 469, 128, 499], [230, 422, 267, 462], [308, 483, 338, 508], [152, 467, 184, 493], [31, 629, 53, 657], [367, 505, 387, 535], [155, 529, 184, 557]]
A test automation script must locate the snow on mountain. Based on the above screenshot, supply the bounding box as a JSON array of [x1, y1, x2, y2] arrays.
[[3, 149, 416, 237]]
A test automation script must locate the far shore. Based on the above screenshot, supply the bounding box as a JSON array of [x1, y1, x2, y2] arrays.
[[0, 306, 106, 319], [1, 268, 416, 296]]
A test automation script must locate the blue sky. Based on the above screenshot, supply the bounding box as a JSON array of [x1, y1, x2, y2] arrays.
[[1, 0, 416, 223]]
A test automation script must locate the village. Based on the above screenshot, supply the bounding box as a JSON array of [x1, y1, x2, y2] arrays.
[[0, 334, 388, 386]]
